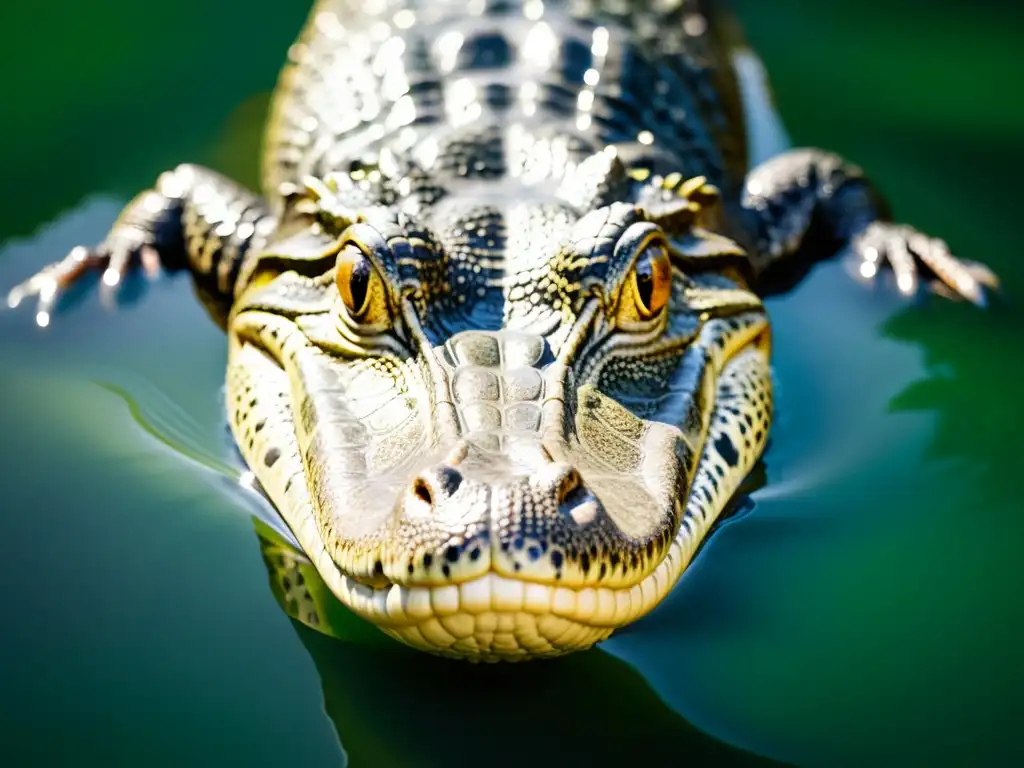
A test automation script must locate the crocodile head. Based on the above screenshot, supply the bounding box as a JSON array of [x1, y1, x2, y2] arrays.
[[227, 151, 772, 660]]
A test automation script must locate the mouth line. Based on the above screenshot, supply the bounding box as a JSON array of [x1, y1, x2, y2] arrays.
[[334, 517, 693, 633]]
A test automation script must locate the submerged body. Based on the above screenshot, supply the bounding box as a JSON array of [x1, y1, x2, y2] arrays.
[[8, 0, 996, 660]]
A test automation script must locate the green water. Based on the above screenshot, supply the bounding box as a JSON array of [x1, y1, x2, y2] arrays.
[[1, 1, 1022, 765]]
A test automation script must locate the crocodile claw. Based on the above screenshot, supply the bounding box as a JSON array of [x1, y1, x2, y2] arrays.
[[851, 221, 999, 307], [6, 231, 160, 325], [7, 246, 98, 326]]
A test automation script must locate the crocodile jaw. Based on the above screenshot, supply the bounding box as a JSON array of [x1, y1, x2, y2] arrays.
[[278, 343, 769, 660], [227, 304, 771, 660], [321, 545, 690, 661]]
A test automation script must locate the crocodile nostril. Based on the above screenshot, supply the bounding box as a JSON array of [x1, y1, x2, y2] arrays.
[[409, 466, 463, 510], [555, 469, 600, 526], [436, 466, 463, 497], [556, 469, 583, 505], [412, 478, 433, 506]]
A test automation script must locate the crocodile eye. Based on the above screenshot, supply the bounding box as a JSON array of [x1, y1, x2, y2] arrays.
[[630, 241, 672, 319], [335, 244, 379, 318]]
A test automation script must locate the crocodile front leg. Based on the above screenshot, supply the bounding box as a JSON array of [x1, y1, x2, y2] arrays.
[[740, 148, 998, 305], [7, 165, 277, 324]]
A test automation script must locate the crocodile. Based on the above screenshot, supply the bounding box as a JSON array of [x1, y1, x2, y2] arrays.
[[7, 0, 997, 661]]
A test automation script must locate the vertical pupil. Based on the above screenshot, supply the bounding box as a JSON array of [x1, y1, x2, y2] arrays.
[[347, 256, 372, 313], [634, 256, 655, 309]]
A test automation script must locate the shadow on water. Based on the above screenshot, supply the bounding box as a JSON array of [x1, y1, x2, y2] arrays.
[[254, 526, 789, 768]]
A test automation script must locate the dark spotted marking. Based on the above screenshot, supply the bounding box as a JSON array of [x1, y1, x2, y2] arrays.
[[264, 447, 281, 467]]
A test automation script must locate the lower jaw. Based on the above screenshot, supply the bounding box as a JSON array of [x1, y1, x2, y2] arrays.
[[332, 535, 694, 660], [382, 610, 614, 661]]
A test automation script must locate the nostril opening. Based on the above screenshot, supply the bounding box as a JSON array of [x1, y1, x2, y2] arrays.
[[556, 469, 583, 505], [412, 478, 433, 506], [410, 466, 463, 509], [555, 468, 601, 526], [560, 483, 591, 511], [436, 466, 463, 496]]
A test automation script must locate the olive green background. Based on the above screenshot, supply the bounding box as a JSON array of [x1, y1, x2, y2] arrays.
[[0, 1, 1022, 766]]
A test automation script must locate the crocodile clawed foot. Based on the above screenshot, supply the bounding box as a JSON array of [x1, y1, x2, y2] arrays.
[[6, 231, 160, 325], [7, 246, 98, 326], [851, 221, 999, 307]]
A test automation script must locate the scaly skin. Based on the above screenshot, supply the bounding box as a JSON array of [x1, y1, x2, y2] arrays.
[[7, 0, 997, 660]]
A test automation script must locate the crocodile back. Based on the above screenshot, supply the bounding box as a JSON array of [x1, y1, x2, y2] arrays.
[[261, 0, 748, 212]]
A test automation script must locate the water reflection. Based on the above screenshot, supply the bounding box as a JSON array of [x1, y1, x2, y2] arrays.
[[883, 302, 1020, 501], [255, 524, 788, 767]]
